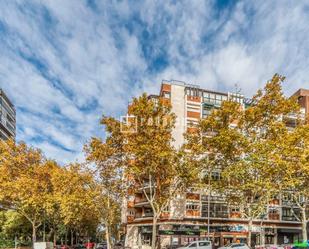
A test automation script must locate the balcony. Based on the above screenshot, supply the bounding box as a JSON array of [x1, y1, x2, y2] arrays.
[[229, 212, 241, 219], [127, 201, 135, 208], [186, 210, 200, 217], [186, 193, 200, 200], [282, 216, 299, 222], [127, 215, 135, 222], [135, 212, 154, 220], [134, 198, 149, 207], [187, 96, 201, 102], [269, 199, 280, 205], [268, 213, 280, 220], [160, 212, 170, 219]]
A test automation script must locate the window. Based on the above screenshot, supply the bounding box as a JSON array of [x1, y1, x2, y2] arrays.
[[144, 208, 153, 217], [282, 207, 300, 221], [128, 210, 135, 216], [202, 203, 228, 218], [163, 92, 171, 99], [231, 207, 240, 212], [189, 243, 197, 248], [269, 209, 278, 214], [211, 171, 220, 181], [141, 234, 151, 245], [186, 203, 200, 210]]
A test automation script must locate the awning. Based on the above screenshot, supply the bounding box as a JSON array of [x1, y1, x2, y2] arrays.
[[277, 229, 301, 234]]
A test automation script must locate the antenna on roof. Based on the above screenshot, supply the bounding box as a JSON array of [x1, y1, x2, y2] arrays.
[[234, 83, 242, 95]]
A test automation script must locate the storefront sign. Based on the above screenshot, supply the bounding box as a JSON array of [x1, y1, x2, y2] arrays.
[[159, 230, 200, 236]]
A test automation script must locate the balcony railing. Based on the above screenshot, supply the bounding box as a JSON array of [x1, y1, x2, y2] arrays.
[[229, 212, 241, 218], [268, 213, 280, 220]]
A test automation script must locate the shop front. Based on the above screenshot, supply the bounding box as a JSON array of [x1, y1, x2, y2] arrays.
[[277, 229, 302, 245], [136, 224, 302, 249], [157, 224, 250, 248]]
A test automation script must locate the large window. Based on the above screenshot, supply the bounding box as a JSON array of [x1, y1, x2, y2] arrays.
[[203, 92, 227, 107], [282, 207, 300, 221], [186, 88, 201, 97], [144, 208, 154, 217], [163, 91, 171, 99], [202, 106, 214, 118], [201, 203, 228, 218]]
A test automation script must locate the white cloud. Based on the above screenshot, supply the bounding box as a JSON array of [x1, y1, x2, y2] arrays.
[[0, 0, 308, 163]]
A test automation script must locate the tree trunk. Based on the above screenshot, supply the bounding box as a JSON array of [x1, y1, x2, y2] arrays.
[[54, 231, 57, 246], [106, 224, 112, 249], [76, 232, 78, 245], [151, 216, 158, 249], [301, 208, 308, 242], [248, 218, 253, 248], [71, 229, 74, 246], [65, 230, 68, 245], [32, 224, 37, 247]]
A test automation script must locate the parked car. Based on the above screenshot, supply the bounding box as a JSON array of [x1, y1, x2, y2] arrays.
[[96, 243, 107, 249], [178, 240, 212, 249], [218, 243, 250, 249], [54, 245, 70, 249], [85, 243, 95, 249], [73, 245, 86, 249]]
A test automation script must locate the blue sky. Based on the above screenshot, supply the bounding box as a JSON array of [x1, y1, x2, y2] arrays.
[[0, 0, 309, 163]]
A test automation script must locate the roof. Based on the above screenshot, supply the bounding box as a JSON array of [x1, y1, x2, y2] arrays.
[[292, 88, 309, 97]]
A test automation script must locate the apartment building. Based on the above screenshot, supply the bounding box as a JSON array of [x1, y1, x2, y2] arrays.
[[123, 80, 309, 249], [0, 89, 16, 140], [292, 89, 309, 119]]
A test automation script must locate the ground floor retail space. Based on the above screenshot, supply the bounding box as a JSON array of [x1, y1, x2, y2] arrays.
[[125, 224, 305, 249]]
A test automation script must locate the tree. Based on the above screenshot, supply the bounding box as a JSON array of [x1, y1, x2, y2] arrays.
[[278, 124, 309, 241], [221, 74, 301, 247], [0, 210, 32, 247], [85, 118, 124, 249], [87, 94, 198, 249], [52, 163, 100, 245], [186, 74, 301, 247], [0, 140, 52, 245], [184, 100, 247, 239], [123, 94, 197, 249]]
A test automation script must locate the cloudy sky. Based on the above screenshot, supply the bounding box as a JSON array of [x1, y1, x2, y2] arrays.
[[0, 0, 309, 163]]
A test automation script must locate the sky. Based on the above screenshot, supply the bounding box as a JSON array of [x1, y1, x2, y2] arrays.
[[0, 0, 309, 164]]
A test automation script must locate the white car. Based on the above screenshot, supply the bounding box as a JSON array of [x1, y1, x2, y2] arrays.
[[218, 243, 250, 249], [178, 240, 212, 249]]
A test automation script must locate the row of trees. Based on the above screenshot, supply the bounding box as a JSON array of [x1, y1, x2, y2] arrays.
[[0, 140, 121, 249], [88, 74, 308, 249], [0, 74, 307, 249]]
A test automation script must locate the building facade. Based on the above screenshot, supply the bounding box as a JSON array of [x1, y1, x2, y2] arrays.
[[0, 89, 16, 140], [123, 81, 309, 249]]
